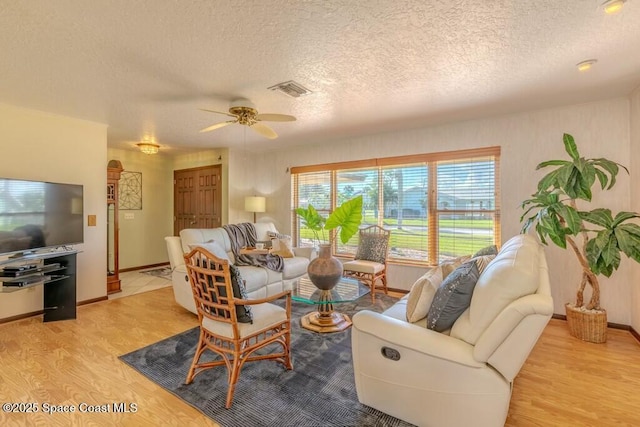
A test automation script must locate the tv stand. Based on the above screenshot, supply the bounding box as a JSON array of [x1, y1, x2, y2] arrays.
[[8, 250, 36, 259], [0, 250, 78, 322]]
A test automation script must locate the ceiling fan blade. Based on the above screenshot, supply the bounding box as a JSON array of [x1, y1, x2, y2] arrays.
[[250, 122, 278, 139], [255, 113, 296, 122], [199, 108, 237, 119], [199, 120, 236, 133]]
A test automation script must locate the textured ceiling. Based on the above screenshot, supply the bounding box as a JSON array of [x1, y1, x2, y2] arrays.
[[1, 0, 639, 153]]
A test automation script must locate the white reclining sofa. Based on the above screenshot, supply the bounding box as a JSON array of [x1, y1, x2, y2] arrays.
[[351, 234, 553, 427], [165, 222, 313, 314]]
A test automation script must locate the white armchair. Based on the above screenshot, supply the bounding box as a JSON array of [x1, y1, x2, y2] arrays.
[[351, 234, 553, 427]]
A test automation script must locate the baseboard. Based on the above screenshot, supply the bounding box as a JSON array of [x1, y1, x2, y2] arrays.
[[386, 287, 408, 294], [0, 309, 44, 324], [78, 295, 108, 306], [120, 262, 170, 273], [553, 313, 640, 344], [0, 295, 108, 324]]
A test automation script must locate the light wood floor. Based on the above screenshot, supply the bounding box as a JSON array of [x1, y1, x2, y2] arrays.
[[0, 285, 639, 427]]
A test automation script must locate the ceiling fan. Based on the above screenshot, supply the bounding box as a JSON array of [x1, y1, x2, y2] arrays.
[[199, 98, 296, 139]]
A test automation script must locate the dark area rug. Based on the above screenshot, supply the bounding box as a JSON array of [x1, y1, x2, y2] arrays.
[[119, 293, 415, 427]]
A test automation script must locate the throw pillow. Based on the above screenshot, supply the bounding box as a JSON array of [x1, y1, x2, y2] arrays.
[[188, 240, 230, 261], [212, 264, 253, 323], [439, 255, 471, 279], [355, 233, 388, 264], [472, 245, 499, 258], [271, 237, 294, 258], [405, 266, 444, 323], [267, 231, 291, 240], [426, 254, 496, 332]]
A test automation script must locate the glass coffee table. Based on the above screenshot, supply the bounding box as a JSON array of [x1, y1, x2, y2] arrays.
[[292, 275, 370, 333]]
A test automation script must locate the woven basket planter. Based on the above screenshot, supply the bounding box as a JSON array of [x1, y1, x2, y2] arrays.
[[565, 303, 607, 343]]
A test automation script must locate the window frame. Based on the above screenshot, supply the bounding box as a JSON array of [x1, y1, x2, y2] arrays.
[[291, 146, 501, 265]]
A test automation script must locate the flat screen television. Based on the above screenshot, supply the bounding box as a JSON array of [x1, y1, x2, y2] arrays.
[[0, 177, 83, 257]]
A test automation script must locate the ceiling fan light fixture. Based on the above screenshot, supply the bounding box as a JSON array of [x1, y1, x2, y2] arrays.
[[576, 59, 597, 72], [137, 142, 160, 155], [602, 0, 625, 14]]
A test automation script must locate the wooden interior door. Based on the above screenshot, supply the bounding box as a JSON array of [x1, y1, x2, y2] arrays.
[[174, 165, 222, 235]]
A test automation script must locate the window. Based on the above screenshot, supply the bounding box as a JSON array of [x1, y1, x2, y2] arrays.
[[291, 147, 500, 265]]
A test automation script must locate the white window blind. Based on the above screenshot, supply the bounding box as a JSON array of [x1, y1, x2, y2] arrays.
[[291, 147, 500, 265]]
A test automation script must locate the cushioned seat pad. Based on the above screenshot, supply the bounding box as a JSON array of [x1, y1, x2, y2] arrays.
[[202, 303, 287, 338], [343, 260, 385, 274]]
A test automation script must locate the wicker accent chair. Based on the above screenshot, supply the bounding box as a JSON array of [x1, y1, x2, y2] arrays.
[[342, 225, 391, 302], [184, 247, 293, 408]]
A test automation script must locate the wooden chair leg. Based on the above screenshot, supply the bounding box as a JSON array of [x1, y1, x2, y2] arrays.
[[225, 357, 242, 409], [369, 276, 376, 302], [284, 331, 293, 370], [186, 331, 206, 384]]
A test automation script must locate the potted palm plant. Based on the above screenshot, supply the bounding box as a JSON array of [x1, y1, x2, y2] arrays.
[[520, 133, 640, 343], [296, 195, 363, 289]]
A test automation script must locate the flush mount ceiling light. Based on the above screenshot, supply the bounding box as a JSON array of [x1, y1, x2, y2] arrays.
[[576, 59, 598, 72], [137, 142, 160, 155], [602, 0, 626, 14]]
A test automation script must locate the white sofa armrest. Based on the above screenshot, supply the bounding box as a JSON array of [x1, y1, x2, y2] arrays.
[[165, 236, 185, 270], [292, 246, 316, 260], [352, 310, 483, 368]]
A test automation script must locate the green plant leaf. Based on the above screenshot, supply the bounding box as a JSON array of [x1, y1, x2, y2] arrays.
[[537, 169, 561, 192], [536, 160, 570, 169], [594, 169, 608, 190], [614, 223, 640, 263], [296, 205, 325, 231], [557, 204, 582, 235], [580, 208, 613, 228], [585, 238, 601, 268], [612, 211, 640, 227], [324, 195, 363, 244], [600, 231, 618, 266], [563, 133, 580, 160], [591, 158, 620, 190], [558, 165, 576, 197]]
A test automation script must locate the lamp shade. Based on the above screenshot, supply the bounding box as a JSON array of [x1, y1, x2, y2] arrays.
[[244, 196, 266, 213]]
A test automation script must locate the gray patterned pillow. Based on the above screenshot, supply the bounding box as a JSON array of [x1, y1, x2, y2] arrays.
[[355, 234, 388, 264], [472, 244, 499, 258], [426, 255, 495, 332], [212, 264, 253, 323]]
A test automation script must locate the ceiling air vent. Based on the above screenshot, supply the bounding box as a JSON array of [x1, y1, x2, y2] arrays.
[[267, 80, 312, 98]]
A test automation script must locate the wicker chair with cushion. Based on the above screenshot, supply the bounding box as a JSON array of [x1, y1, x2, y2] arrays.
[[342, 225, 391, 302], [184, 247, 293, 409]]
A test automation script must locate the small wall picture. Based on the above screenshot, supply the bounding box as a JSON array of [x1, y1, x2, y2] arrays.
[[119, 171, 142, 210]]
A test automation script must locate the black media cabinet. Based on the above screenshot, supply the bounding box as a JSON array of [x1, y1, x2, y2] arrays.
[[0, 250, 78, 322]]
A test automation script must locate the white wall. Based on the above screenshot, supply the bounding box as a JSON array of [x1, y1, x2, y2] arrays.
[[255, 97, 634, 324], [0, 103, 106, 318], [630, 86, 640, 332], [106, 148, 174, 269]]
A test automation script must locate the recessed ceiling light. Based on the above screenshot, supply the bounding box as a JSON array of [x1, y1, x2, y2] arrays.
[[602, 0, 626, 14], [576, 59, 597, 72]]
